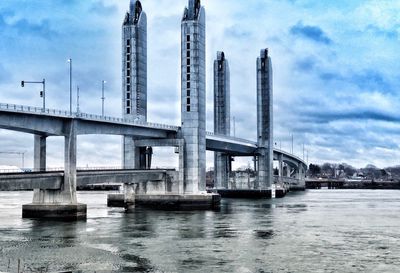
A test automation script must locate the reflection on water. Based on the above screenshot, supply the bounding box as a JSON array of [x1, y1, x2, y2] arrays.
[[1, 190, 400, 272]]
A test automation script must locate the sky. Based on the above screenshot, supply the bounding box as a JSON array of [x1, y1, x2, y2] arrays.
[[0, 0, 399, 169]]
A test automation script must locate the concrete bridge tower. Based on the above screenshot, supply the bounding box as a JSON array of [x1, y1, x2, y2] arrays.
[[122, 0, 152, 169], [214, 51, 231, 189], [181, 0, 206, 193], [256, 49, 273, 189]]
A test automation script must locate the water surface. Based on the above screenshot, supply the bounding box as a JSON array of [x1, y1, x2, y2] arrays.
[[0, 190, 399, 272]]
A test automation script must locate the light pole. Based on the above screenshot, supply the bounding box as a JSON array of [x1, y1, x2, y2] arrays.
[[291, 134, 294, 154], [67, 58, 72, 115], [76, 86, 80, 114], [21, 79, 46, 112], [232, 116, 236, 137], [101, 80, 106, 116]]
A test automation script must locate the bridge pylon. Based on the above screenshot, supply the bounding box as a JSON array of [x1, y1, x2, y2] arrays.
[[213, 51, 231, 190], [256, 49, 273, 190]]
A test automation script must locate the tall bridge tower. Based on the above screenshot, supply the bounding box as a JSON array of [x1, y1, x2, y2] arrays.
[[214, 51, 231, 189], [181, 0, 206, 193], [256, 49, 273, 189], [122, 0, 151, 169]]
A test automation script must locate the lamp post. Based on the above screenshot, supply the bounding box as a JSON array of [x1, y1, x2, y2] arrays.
[[21, 79, 46, 112], [291, 134, 294, 154], [76, 86, 80, 114], [101, 80, 106, 116], [232, 116, 236, 137], [67, 59, 72, 115]]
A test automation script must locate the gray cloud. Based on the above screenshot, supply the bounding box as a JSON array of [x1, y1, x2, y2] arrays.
[[0, 63, 12, 83], [89, 1, 118, 15], [290, 21, 332, 44], [0, 14, 58, 39]]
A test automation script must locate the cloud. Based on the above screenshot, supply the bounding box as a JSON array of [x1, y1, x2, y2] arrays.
[[290, 21, 332, 44], [0, 0, 400, 169], [300, 110, 400, 124], [294, 57, 317, 72], [89, 1, 118, 15], [0, 14, 58, 39], [365, 24, 399, 40], [319, 69, 392, 92], [0, 63, 12, 83]]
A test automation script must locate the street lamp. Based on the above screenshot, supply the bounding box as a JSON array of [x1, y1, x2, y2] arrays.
[[232, 116, 236, 137], [21, 79, 46, 112], [76, 85, 80, 114], [67, 58, 72, 115], [101, 80, 106, 116]]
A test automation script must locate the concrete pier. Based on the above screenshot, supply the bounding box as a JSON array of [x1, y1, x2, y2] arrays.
[[135, 193, 221, 210], [23, 121, 86, 219]]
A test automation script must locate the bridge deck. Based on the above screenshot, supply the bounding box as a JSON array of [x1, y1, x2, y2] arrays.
[[0, 103, 307, 168], [0, 169, 175, 191]]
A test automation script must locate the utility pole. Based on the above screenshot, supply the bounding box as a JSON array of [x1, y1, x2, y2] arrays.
[[233, 116, 236, 137]]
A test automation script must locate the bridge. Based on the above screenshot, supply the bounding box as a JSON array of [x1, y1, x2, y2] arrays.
[[0, 103, 306, 192], [0, 0, 307, 219]]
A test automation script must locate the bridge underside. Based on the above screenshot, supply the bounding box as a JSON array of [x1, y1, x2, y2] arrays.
[[206, 137, 256, 156]]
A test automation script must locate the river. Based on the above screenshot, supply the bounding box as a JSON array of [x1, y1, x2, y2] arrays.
[[0, 190, 399, 272]]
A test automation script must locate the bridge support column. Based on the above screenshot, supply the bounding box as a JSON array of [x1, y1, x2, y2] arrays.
[[34, 135, 46, 171], [123, 137, 152, 170], [214, 153, 229, 189], [23, 120, 86, 220], [278, 154, 283, 183], [178, 141, 185, 194], [286, 165, 291, 178]]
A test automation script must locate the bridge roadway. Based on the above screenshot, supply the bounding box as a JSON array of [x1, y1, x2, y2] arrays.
[[0, 103, 307, 167], [0, 169, 174, 191]]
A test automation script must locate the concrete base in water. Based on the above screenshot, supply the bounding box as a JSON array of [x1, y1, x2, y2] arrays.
[[107, 193, 125, 207], [217, 189, 286, 199], [135, 194, 221, 210], [22, 203, 87, 220], [289, 185, 306, 191], [107, 193, 135, 208]]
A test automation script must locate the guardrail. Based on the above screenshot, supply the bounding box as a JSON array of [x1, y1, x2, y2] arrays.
[[0, 166, 177, 174], [0, 103, 179, 131]]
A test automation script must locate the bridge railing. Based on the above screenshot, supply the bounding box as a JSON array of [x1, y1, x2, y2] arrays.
[[76, 112, 179, 131], [0, 103, 70, 117], [0, 103, 179, 131], [0, 166, 178, 174]]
